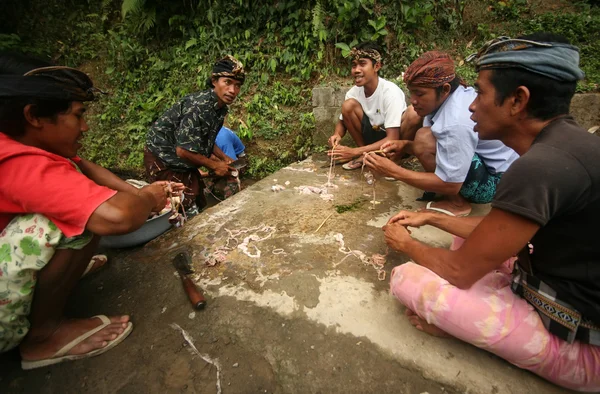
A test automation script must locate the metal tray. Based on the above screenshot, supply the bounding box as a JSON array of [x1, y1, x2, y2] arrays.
[[99, 210, 172, 249]]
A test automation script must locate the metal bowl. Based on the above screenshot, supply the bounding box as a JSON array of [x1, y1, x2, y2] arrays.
[[99, 210, 173, 249]]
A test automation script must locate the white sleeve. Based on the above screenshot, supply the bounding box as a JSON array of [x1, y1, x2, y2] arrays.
[[382, 86, 406, 129]]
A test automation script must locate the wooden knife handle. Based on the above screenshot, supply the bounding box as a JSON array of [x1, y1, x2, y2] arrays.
[[180, 276, 206, 310]]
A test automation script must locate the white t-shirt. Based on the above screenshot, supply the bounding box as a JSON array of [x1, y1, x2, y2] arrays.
[[340, 77, 406, 130], [423, 87, 519, 183]]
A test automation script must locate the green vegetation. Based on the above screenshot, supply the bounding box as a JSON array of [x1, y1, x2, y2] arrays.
[[1, 0, 598, 177], [335, 198, 366, 214]]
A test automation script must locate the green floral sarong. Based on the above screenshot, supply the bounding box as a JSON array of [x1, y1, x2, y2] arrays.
[[0, 214, 92, 352]]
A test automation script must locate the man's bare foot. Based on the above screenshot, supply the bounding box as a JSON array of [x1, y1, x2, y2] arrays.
[[20, 315, 130, 361], [404, 309, 450, 338], [420, 200, 472, 217]]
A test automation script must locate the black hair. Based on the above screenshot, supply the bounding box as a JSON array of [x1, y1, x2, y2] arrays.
[[435, 76, 462, 98], [0, 52, 71, 138], [353, 41, 384, 66], [487, 32, 576, 120]]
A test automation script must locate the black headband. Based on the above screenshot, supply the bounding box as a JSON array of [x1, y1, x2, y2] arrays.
[[211, 55, 246, 83], [0, 66, 100, 101]]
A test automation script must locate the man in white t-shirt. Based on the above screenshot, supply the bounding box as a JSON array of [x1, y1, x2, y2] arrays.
[[364, 51, 518, 216], [328, 41, 406, 170]]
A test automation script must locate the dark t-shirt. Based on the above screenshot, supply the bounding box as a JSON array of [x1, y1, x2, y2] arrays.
[[492, 116, 600, 324]]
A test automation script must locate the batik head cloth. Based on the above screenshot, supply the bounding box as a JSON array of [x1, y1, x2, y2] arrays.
[[212, 55, 246, 83], [403, 51, 464, 88], [0, 66, 100, 101], [349, 48, 382, 64], [467, 36, 584, 82]]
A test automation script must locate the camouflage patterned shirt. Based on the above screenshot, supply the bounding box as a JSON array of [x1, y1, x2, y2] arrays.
[[146, 89, 228, 170]]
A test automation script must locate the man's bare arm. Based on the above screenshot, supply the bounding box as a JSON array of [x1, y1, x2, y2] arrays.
[[384, 208, 539, 289], [389, 210, 485, 239], [77, 159, 140, 194], [86, 183, 168, 236], [427, 214, 485, 238], [175, 146, 233, 177], [212, 144, 234, 163], [328, 120, 347, 146], [363, 153, 462, 195], [353, 127, 400, 155], [176, 147, 220, 169], [393, 167, 461, 195]]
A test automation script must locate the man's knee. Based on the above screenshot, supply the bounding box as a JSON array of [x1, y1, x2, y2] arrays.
[[341, 98, 363, 118], [401, 105, 423, 128], [413, 127, 435, 158], [390, 262, 442, 307]]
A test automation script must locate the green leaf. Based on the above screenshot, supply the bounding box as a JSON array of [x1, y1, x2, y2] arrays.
[[185, 38, 197, 50], [0, 244, 11, 263], [269, 58, 277, 73], [20, 237, 41, 257], [335, 43, 350, 51], [121, 0, 143, 18]]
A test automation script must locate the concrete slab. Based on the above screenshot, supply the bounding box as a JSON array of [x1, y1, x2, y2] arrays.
[[0, 155, 572, 394]]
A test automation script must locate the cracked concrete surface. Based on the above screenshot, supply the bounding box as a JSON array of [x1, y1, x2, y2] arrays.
[[0, 154, 573, 394]]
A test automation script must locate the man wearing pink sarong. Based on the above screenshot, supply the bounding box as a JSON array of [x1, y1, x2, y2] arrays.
[[381, 32, 600, 392]]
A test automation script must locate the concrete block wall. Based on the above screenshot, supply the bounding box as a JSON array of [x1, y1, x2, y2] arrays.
[[312, 86, 600, 146], [312, 86, 351, 146]]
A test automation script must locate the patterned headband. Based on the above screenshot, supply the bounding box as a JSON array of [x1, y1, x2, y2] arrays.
[[349, 48, 382, 64], [0, 65, 104, 101], [212, 55, 246, 82]]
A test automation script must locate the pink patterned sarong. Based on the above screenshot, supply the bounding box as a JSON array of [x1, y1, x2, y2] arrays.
[[390, 237, 600, 392]]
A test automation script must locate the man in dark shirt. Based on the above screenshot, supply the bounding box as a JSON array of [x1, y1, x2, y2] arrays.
[[382, 33, 600, 391], [144, 55, 244, 213]]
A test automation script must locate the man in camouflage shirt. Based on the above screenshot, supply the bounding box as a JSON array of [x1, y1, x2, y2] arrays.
[[144, 55, 245, 213]]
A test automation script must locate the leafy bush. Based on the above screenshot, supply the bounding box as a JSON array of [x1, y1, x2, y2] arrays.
[[1, 0, 598, 177]]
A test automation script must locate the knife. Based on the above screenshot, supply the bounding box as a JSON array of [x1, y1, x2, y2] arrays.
[[172, 251, 206, 310]]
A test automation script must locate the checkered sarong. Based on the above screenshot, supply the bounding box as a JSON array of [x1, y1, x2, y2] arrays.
[[512, 263, 600, 345]]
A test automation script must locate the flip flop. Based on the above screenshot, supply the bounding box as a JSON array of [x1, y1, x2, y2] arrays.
[[21, 315, 133, 370], [342, 158, 363, 170], [424, 201, 471, 217], [82, 255, 108, 278]]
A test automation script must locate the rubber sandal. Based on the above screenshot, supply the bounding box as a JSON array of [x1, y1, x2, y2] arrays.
[[424, 201, 470, 217], [342, 159, 363, 170], [21, 315, 133, 370], [82, 255, 107, 278]]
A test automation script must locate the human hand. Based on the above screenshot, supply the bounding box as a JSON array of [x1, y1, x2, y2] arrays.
[[362, 152, 399, 178], [140, 181, 170, 212], [382, 222, 413, 252], [387, 210, 431, 228], [329, 145, 357, 161], [328, 134, 342, 148], [165, 182, 186, 194], [381, 140, 408, 159], [213, 161, 235, 177], [224, 156, 235, 165]]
